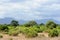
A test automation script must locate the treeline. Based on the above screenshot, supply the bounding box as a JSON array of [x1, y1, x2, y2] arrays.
[[0, 20, 60, 38]]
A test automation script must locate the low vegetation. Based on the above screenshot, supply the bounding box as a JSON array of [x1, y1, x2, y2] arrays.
[[0, 34, 3, 38], [9, 38, 13, 40], [0, 20, 60, 38], [48, 28, 59, 37]]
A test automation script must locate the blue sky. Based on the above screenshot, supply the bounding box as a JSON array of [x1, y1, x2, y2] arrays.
[[0, 0, 60, 21]]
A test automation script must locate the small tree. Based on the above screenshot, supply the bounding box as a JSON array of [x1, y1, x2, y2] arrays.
[[10, 20, 19, 27], [48, 28, 59, 37], [39, 23, 44, 26], [46, 20, 56, 29], [0, 24, 8, 31], [24, 20, 37, 27]]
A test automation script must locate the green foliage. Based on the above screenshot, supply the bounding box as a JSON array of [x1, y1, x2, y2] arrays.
[[25, 30, 38, 38], [10, 20, 19, 27], [46, 20, 56, 29], [0, 24, 8, 32], [18, 27, 28, 34], [0, 34, 3, 38], [39, 26, 47, 32], [56, 26, 60, 35], [9, 38, 13, 40], [44, 29, 51, 33], [48, 28, 59, 37], [0, 20, 60, 38], [25, 27, 38, 38], [39, 23, 44, 26], [8, 27, 19, 36], [18, 26, 38, 38], [56, 25, 60, 29], [31, 26, 41, 33], [24, 20, 37, 27]]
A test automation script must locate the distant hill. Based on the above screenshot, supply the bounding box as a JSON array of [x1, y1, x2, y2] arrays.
[[0, 17, 14, 24], [0, 17, 26, 24], [0, 17, 60, 24], [35, 19, 60, 24]]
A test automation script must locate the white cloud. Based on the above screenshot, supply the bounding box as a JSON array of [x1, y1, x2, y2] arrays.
[[0, 0, 59, 21], [53, 17, 60, 21], [43, 4, 60, 10], [0, 0, 10, 3]]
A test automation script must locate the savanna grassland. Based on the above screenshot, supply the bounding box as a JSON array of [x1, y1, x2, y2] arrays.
[[0, 20, 60, 40]]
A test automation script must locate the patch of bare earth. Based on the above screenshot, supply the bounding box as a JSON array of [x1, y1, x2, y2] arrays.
[[0, 33, 60, 40]]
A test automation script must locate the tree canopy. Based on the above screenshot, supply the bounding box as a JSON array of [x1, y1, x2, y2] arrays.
[[10, 20, 19, 27], [46, 20, 56, 29], [24, 20, 37, 27]]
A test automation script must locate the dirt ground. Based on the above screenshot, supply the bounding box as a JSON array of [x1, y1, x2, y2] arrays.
[[0, 33, 60, 40]]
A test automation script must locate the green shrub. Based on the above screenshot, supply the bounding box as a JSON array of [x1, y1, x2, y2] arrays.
[[0, 24, 8, 32], [25, 28, 38, 38], [9, 31, 19, 36], [39, 26, 47, 32], [8, 27, 19, 36], [29, 26, 40, 33], [0, 34, 3, 38], [9, 38, 13, 40], [25, 31, 38, 38], [10, 20, 19, 27], [19, 27, 28, 34], [56, 26, 60, 35], [48, 28, 59, 37], [56, 26, 60, 29], [24, 20, 37, 27], [46, 20, 56, 29], [44, 29, 51, 33], [19, 27, 38, 38]]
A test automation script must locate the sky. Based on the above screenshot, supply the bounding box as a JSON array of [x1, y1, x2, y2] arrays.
[[0, 0, 60, 21]]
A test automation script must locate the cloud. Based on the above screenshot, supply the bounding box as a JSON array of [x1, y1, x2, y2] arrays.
[[0, 0, 60, 21]]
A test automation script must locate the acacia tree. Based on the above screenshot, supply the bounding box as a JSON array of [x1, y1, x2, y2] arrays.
[[46, 20, 56, 29], [10, 20, 19, 27]]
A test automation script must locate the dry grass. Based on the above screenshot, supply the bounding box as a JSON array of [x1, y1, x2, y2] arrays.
[[0, 33, 60, 40]]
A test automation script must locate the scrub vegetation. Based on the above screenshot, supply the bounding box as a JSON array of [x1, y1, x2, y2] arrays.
[[0, 20, 60, 38]]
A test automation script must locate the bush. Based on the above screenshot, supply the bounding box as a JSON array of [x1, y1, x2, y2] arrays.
[[8, 27, 19, 36], [44, 29, 51, 33], [0, 34, 3, 38], [56, 26, 60, 29], [46, 20, 56, 29], [19, 27, 28, 34], [25, 31, 38, 38], [56, 26, 60, 35], [0, 24, 8, 32], [25, 28, 38, 38], [29, 26, 40, 33], [10, 20, 19, 27], [39, 26, 47, 33], [48, 28, 59, 37], [24, 20, 37, 27], [9, 38, 13, 40], [19, 27, 38, 38]]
